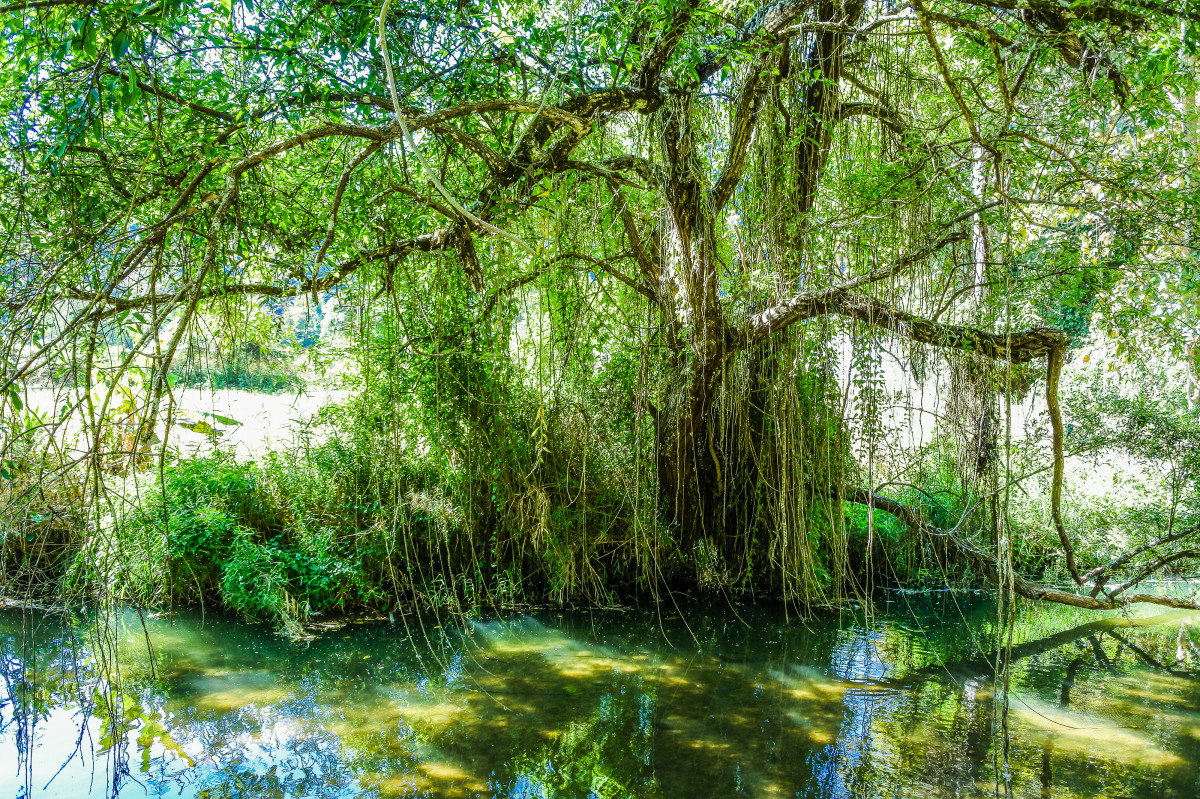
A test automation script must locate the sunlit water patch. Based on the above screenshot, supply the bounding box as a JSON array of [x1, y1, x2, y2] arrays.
[[2, 596, 1199, 798]]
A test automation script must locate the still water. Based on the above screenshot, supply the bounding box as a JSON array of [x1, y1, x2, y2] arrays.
[[1, 595, 1198, 798]]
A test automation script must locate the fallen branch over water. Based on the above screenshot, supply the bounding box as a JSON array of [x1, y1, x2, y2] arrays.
[[847, 489, 1200, 612]]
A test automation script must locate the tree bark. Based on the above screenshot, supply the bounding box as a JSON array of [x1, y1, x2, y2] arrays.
[[653, 91, 733, 555]]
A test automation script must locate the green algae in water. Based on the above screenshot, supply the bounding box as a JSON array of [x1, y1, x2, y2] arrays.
[[2, 597, 1199, 798]]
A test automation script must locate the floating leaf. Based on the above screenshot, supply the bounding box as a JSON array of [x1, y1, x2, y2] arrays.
[[202, 412, 242, 426], [178, 419, 219, 436]]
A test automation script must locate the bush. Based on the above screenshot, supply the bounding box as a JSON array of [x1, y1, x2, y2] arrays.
[[65, 452, 386, 631]]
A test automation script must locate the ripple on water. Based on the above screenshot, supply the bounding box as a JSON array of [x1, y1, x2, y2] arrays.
[[2, 601, 1199, 798]]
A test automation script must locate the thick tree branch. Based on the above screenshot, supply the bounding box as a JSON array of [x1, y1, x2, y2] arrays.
[[600, 155, 660, 188], [453, 230, 485, 292], [1121, 0, 1200, 22], [711, 50, 775, 212], [834, 101, 906, 134], [605, 180, 681, 350], [741, 228, 967, 346], [830, 299, 1068, 362], [942, 1, 1135, 100], [953, 0, 1154, 29], [605, 179, 662, 297], [563, 160, 646, 190], [634, 0, 701, 90], [694, 0, 819, 86], [0, 0, 94, 11]]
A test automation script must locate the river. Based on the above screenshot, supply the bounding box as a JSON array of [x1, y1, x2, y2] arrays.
[[1, 594, 1198, 798]]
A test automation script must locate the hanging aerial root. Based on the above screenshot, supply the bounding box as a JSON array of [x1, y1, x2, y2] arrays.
[[1045, 343, 1083, 585]]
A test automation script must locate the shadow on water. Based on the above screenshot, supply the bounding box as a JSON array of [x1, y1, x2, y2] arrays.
[[2, 594, 1200, 798]]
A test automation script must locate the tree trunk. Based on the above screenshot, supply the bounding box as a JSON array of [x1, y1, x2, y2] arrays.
[[656, 367, 723, 556], [650, 0, 866, 584], [652, 91, 734, 564]]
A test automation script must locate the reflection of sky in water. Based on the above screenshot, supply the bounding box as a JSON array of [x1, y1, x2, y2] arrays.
[[1, 602, 1199, 798], [808, 627, 895, 799]]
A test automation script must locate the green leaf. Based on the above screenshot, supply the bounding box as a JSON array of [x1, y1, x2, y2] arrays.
[[179, 419, 220, 436], [110, 33, 132, 61], [202, 412, 243, 426]]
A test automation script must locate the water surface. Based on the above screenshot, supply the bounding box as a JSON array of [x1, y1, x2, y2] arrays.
[[2, 595, 1199, 798]]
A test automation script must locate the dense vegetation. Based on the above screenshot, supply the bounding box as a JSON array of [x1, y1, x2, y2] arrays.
[[2, 0, 1200, 630]]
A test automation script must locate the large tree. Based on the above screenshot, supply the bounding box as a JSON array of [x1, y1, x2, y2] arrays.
[[2, 0, 1199, 607]]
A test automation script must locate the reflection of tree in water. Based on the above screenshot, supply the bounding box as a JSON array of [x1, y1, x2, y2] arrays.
[[2, 604, 1200, 798], [885, 612, 1200, 799]]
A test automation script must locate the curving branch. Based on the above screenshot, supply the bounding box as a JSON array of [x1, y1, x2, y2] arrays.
[[1084, 525, 1200, 584], [829, 298, 1067, 362], [604, 180, 681, 350], [1108, 550, 1200, 599], [834, 101, 906, 135], [314, 140, 385, 267], [605, 179, 662, 296], [600, 155, 660, 188], [739, 227, 1069, 365], [378, 0, 535, 256], [741, 228, 968, 347]]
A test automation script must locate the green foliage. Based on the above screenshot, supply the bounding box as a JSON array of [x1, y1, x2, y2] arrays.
[[1062, 370, 1200, 540], [4, 0, 1199, 621], [0, 403, 86, 595], [1066, 372, 1200, 485], [65, 454, 376, 630]]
